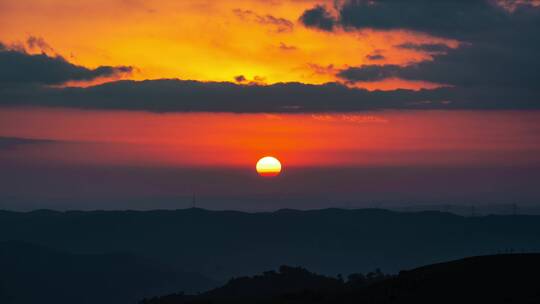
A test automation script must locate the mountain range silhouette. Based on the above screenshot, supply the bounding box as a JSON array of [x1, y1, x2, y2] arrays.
[[1, 208, 539, 303]]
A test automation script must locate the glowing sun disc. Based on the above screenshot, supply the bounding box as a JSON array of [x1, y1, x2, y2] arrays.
[[256, 156, 282, 177]]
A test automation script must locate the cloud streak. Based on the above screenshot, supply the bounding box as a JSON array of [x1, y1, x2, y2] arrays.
[[0, 137, 56, 150], [234, 9, 294, 33]]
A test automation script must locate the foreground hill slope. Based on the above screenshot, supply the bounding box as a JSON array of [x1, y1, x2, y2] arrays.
[[1, 208, 539, 279], [142, 254, 540, 304], [0, 241, 216, 304]]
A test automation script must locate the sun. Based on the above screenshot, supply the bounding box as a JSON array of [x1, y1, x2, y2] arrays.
[[256, 156, 282, 177]]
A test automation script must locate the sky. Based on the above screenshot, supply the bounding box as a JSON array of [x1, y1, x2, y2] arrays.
[[1, 0, 539, 211]]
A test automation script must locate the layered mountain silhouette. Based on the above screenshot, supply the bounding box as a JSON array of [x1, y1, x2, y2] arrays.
[[0, 241, 216, 304], [141, 254, 540, 304], [1, 208, 538, 281]]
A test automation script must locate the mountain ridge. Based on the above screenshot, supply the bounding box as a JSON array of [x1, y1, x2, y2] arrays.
[[0, 240, 216, 304], [1, 208, 538, 280]]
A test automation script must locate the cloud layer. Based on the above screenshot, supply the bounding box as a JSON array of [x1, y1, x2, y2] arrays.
[[1, 78, 538, 112], [0, 1, 539, 112], [0, 42, 132, 85], [300, 0, 540, 98]]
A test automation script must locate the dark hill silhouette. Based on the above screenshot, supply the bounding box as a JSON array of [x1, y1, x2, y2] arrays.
[[0, 241, 216, 304], [141, 254, 540, 304], [202, 265, 346, 298], [1, 208, 539, 280]]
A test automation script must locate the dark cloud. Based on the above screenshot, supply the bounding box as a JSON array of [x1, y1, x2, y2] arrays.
[[336, 0, 508, 39], [340, 40, 540, 89], [299, 5, 336, 31], [301, 0, 540, 99], [0, 43, 133, 85], [302, 0, 538, 40], [1, 78, 539, 112]]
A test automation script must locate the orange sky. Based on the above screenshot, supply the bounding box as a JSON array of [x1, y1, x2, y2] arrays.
[[1, 0, 540, 209], [1, 108, 539, 169], [0, 0, 457, 90], [1, 1, 539, 182]]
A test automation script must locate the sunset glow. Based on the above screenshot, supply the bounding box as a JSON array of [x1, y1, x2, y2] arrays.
[[2, 2, 540, 303], [0, 0, 458, 90], [1, 0, 539, 209]]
